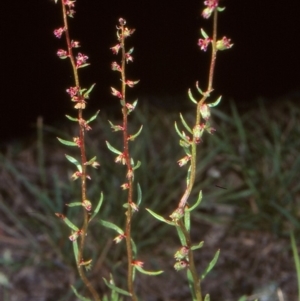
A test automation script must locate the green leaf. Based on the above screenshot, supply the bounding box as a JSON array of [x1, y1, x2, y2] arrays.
[[61, 216, 79, 232], [188, 88, 197, 104], [83, 83, 96, 99], [70, 286, 92, 301], [72, 239, 79, 262], [174, 122, 189, 141], [201, 28, 209, 39], [136, 183, 142, 206], [201, 249, 220, 280], [146, 208, 176, 226], [196, 81, 204, 95], [106, 141, 122, 155], [184, 209, 190, 232], [186, 270, 196, 300], [135, 265, 163, 276], [208, 96, 222, 107], [65, 154, 82, 172], [103, 278, 131, 296], [77, 63, 90, 69], [131, 238, 137, 257], [90, 192, 103, 222], [204, 294, 210, 301], [187, 191, 203, 212], [191, 241, 204, 251], [57, 137, 77, 146], [175, 225, 187, 246], [179, 113, 192, 134], [128, 125, 143, 141], [86, 110, 100, 124], [237, 296, 247, 301], [99, 219, 124, 235], [66, 202, 82, 207], [65, 115, 78, 122], [132, 161, 141, 170]]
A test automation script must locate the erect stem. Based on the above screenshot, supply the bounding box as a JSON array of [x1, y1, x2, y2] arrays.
[[60, 2, 100, 301], [119, 23, 137, 301], [176, 8, 219, 301], [178, 8, 218, 212]]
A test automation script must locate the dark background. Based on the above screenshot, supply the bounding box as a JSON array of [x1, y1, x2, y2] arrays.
[[2, 0, 300, 141]]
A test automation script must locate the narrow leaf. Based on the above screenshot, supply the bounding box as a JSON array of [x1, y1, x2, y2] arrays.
[[65, 115, 78, 122], [62, 216, 79, 231], [86, 110, 100, 124], [201, 28, 209, 39], [99, 219, 124, 235], [137, 183, 142, 206], [57, 137, 77, 146], [188, 89, 197, 104], [208, 96, 222, 107], [106, 141, 122, 155], [72, 239, 79, 261], [180, 113, 192, 134], [201, 249, 220, 280], [71, 286, 92, 301], [191, 241, 204, 251], [83, 83, 96, 98], [135, 265, 163, 276], [128, 125, 143, 141], [204, 294, 210, 301], [174, 122, 186, 140], [196, 81, 204, 95], [66, 202, 82, 207], [146, 208, 176, 226], [132, 161, 141, 170], [187, 191, 203, 212], [102, 278, 131, 296], [176, 225, 187, 246], [90, 192, 103, 222], [131, 238, 137, 257], [65, 154, 82, 172], [184, 209, 190, 232]]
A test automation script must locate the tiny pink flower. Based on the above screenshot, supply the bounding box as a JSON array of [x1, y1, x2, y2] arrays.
[[126, 168, 133, 180], [82, 200, 92, 211], [111, 87, 123, 99], [121, 183, 130, 190], [66, 86, 79, 97], [73, 137, 81, 147], [129, 202, 139, 212], [216, 36, 233, 50], [76, 53, 89, 68], [119, 18, 126, 26], [57, 49, 68, 59], [111, 44, 121, 55], [111, 62, 122, 72], [200, 103, 210, 120], [78, 118, 92, 131], [63, 0, 75, 7], [125, 80, 139, 88], [71, 171, 82, 181], [198, 38, 211, 52], [177, 155, 191, 167], [69, 229, 82, 242], [115, 153, 126, 165], [54, 27, 65, 38], [71, 40, 80, 48], [123, 27, 135, 38], [204, 0, 219, 9], [114, 233, 126, 243], [66, 9, 76, 18], [132, 260, 144, 268], [125, 53, 133, 63]]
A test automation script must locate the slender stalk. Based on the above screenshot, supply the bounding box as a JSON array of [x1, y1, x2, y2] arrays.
[[179, 220, 202, 301], [119, 23, 137, 301], [60, 2, 100, 301], [176, 8, 219, 301], [178, 9, 218, 212]]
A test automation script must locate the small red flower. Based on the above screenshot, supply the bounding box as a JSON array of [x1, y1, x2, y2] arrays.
[[54, 27, 65, 38], [198, 38, 211, 52]]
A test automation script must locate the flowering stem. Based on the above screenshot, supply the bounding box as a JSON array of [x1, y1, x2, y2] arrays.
[[178, 8, 218, 212], [176, 8, 219, 301], [119, 23, 137, 301], [178, 220, 202, 301], [60, 2, 100, 301]]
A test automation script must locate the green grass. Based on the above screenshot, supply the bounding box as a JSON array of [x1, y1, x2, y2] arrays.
[[0, 98, 299, 299]]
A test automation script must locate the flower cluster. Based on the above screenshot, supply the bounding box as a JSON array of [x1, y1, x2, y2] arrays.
[[202, 0, 219, 18]]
